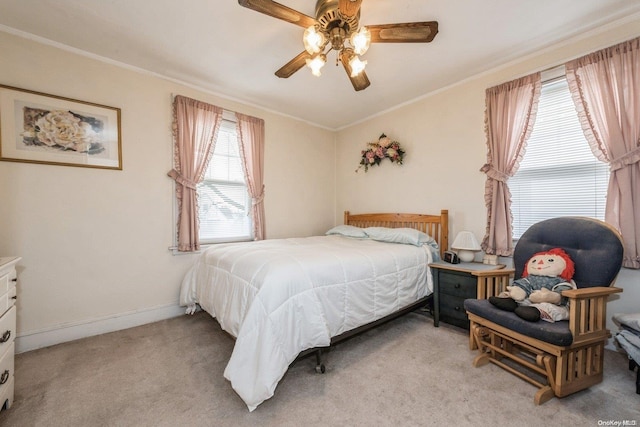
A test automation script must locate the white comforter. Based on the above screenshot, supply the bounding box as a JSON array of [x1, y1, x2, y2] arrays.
[[180, 235, 435, 411]]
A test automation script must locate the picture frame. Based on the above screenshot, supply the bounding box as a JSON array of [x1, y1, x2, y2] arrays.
[[0, 84, 122, 170]]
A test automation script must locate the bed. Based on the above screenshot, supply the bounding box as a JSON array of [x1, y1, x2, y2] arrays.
[[179, 210, 449, 411]]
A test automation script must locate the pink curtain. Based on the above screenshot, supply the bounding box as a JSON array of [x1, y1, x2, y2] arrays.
[[168, 95, 223, 252], [480, 73, 541, 256], [565, 37, 640, 269], [236, 113, 266, 240]]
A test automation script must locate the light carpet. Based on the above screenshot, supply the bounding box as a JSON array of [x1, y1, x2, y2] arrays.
[[1, 311, 638, 426]]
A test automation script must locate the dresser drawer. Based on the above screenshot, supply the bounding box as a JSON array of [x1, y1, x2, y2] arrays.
[[0, 342, 14, 401], [0, 286, 16, 315], [0, 374, 14, 411], [0, 269, 16, 297], [0, 307, 16, 361], [438, 271, 476, 298]]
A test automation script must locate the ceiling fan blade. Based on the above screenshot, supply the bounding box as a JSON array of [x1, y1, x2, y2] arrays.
[[368, 22, 439, 43], [275, 51, 311, 78], [339, 0, 363, 18], [340, 50, 371, 91], [238, 0, 316, 28]]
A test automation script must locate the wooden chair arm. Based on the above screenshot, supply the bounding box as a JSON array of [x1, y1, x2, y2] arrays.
[[563, 287, 623, 344], [473, 267, 515, 277], [562, 286, 622, 299]]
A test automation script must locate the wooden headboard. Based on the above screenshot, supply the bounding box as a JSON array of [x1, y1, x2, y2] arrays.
[[344, 210, 449, 258]]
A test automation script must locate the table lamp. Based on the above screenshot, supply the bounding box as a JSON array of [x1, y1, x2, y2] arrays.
[[451, 231, 481, 262]]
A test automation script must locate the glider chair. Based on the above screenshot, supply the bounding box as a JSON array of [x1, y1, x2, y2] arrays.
[[464, 217, 624, 404]]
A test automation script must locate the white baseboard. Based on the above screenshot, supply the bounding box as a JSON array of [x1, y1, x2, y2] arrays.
[[15, 303, 185, 354]]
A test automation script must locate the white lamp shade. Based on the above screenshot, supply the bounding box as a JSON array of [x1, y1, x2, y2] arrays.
[[451, 231, 481, 262]]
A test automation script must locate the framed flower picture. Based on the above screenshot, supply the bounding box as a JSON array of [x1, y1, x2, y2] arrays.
[[0, 84, 122, 170]]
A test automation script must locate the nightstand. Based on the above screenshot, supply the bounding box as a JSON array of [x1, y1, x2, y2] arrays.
[[429, 261, 513, 332]]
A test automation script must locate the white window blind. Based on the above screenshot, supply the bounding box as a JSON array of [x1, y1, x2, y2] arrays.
[[197, 120, 253, 243], [509, 77, 609, 239]]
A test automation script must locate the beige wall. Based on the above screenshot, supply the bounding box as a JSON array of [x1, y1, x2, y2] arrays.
[[2, 13, 639, 352], [0, 31, 335, 351], [335, 16, 640, 336]]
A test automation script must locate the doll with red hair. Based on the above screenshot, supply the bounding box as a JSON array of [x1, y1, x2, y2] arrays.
[[489, 248, 577, 322]]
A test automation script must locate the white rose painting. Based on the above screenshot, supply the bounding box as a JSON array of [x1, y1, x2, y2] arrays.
[[0, 84, 121, 170], [20, 108, 105, 154]]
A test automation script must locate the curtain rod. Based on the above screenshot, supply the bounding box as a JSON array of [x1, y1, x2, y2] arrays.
[[170, 93, 237, 121], [540, 65, 565, 83]]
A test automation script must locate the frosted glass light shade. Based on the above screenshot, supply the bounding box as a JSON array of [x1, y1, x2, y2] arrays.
[[305, 54, 326, 76], [303, 26, 326, 54], [350, 27, 371, 55], [348, 55, 367, 77], [451, 231, 481, 262]]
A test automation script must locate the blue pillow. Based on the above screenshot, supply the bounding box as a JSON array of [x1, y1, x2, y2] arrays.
[[365, 227, 435, 247], [325, 225, 368, 238]]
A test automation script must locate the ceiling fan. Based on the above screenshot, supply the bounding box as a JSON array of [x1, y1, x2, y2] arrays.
[[238, 0, 438, 91]]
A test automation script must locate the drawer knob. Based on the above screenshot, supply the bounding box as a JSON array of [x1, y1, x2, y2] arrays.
[[454, 283, 461, 288], [11, 278, 17, 282], [0, 370, 8, 385], [455, 306, 461, 311], [0, 330, 10, 343]]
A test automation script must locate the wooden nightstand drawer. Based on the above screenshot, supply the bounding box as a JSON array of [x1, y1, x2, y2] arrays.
[[429, 261, 509, 333], [440, 295, 469, 328], [439, 272, 476, 298]]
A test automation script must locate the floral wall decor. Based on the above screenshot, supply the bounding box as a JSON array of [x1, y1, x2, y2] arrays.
[[356, 133, 405, 172], [0, 84, 122, 170]]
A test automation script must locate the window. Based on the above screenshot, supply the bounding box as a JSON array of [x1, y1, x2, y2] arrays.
[[509, 76, 609, 239], [197, 119, 253, 243]]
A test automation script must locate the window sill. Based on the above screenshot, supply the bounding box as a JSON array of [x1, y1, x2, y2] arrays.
[[168, 238, 254, 256]]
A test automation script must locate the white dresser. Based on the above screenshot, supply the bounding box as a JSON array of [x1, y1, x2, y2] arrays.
[[0, 257, 19, 412]]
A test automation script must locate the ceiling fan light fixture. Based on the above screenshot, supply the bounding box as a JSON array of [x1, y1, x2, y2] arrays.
[[237, 0, 439, 91], [303, 26, 326, 54], [348, 55, 367, 77], [305, 53, 327, 76], [350, 26, 371, 55]]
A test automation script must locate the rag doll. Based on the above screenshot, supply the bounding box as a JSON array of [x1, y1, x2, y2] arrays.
[[489, 248, 576, 322]]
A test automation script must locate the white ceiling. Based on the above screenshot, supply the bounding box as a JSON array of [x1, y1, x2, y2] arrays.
[[2, 0, 640, 129]]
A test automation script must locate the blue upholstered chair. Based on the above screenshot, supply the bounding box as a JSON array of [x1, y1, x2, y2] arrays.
[[464, 217, 624, 404]]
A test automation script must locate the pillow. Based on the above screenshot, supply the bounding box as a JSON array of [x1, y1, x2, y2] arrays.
[[364, 227, 435, 247], [325, 225, 368, 238]]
